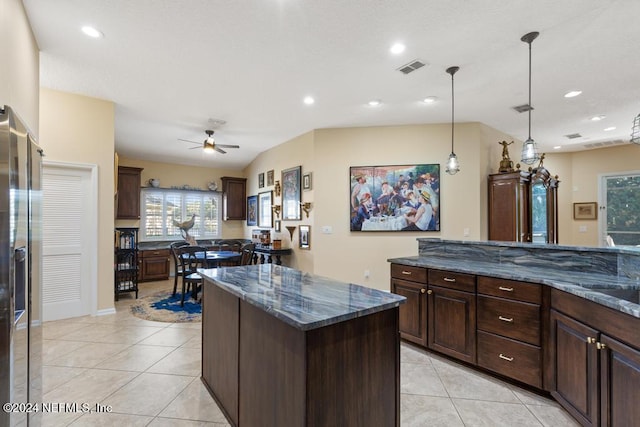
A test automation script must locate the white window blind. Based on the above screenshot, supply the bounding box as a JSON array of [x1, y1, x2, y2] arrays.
[[140, 188, 221, 241]]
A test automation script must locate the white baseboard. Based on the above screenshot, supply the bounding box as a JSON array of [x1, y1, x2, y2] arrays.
[[96, 307, 117, 316]]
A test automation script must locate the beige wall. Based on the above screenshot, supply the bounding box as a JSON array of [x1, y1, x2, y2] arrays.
[[116, 156, 248, 238], [0, 0, 39, 131], [39, 88, 116, 312]]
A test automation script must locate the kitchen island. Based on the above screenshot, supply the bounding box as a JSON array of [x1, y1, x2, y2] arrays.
[[199, 264, 405, 427]]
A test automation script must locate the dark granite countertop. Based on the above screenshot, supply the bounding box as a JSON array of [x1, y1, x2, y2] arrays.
[[389, 255, 640, 318], [199, 264, 405, 331]]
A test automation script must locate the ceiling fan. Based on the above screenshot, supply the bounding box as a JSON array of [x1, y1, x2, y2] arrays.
[[178, 130, 239, 154]]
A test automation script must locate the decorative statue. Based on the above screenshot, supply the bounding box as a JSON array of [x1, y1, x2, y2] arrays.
[[173, 213, 197, 245], [498, 141, 515, 173]]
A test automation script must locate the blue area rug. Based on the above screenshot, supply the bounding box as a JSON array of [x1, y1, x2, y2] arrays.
[[130, 291, 201, 323]]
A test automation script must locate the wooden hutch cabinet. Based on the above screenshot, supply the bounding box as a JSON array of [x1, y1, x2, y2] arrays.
[[116, 166, 143, 219], [221, 176, 247, 220]]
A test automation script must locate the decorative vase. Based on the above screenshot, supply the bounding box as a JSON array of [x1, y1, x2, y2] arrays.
[[148, 178, 160, 188]]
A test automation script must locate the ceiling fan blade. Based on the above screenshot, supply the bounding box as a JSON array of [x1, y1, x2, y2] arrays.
[[214, 146, 227, 154], [178, 138, 200, 145], [188, 146, 201, 150], [216, 144, 240, 149]]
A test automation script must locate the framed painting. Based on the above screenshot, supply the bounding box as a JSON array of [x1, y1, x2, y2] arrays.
[[303, 172, 312, 191], [258, 191, 273, 228], [299, 225, 310, 249], [349, 164, 440, 232], [267, 169, 274, 186], [258, 172, 265, 188], [247, 195, 258, 226], [573, 202, 597, 220], [281, 166, 302, 220]]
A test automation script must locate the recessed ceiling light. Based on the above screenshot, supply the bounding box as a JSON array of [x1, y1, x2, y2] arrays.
[[422, 96, 438, 104], [368, 100, 381, 107], [604, 126, 616, 131], [553, 146, 562, 150], [564, 90, 582, 98], [590, 115, 606, 121], [81, 26, 103, 38], [303, 96, 315, 105], [390, 43, 406, 54]]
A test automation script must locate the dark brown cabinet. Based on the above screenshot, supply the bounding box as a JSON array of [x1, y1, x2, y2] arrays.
[[427, 269, 476, 364], [139, 249, 171, 281], [390, 264, 427, 347], [550, 290, 640, 427], [221, 176, 247, 220], [488, 171, 530, 242], [116, 166, 143, 219]]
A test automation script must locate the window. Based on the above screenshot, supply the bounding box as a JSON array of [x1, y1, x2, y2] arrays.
[[599, 172, 640, 246], [140, 188, 221, 241]]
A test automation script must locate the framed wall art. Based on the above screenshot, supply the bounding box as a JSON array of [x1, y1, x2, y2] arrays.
[[299, 225, 310, 249], [349, 164, 440, 232], [247, 195, 257, 226], [267, 169, 274, 186], [258, 191, 273, 228], [573, 202, 597, 220], [258, 172, 265, 188], [281, 165, 302, 220], [303, 172, 312, 191]]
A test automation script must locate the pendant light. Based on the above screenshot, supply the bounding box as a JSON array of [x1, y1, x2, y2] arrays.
[[631, 113, 640, 144], [445, 66, 460, 175], [520, 31, 541, 165]]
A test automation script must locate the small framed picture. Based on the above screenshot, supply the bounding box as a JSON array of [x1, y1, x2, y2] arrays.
[[303, 172, 312, 191], [573, 202, 598, 220], [267, 170, 274, 186], [247, 195, 257, 226], [258, 172, 265, 188], [299, 225, 310, 250], [274, 220, 281, 232], [258, 191, 273, 228]]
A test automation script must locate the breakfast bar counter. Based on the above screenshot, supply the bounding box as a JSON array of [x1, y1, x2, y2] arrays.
[[199, 264, 405, 427]]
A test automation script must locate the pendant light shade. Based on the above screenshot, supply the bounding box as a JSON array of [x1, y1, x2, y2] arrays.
[[631, 113, 640, 145], [445, 66, 460, 175], [520, 31, 540, 165]]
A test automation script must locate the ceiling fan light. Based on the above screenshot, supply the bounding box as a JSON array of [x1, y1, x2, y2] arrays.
[[203, 142, 215, 153]]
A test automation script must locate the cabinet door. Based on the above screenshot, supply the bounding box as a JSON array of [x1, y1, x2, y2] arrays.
[[550, 310, 599, 427], [391, 278, 427, 347], [600, 335, 640, 427], [488, 172, 530, 242], [116, 166, 143, 219], [221, 177, 247, 220], [428, 285, 476, 364], [140, 251, 170, 281]]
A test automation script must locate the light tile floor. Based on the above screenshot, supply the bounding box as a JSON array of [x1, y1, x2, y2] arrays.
[[40, 279, 580, 426]]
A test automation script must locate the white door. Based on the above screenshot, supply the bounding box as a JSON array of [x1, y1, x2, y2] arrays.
[[42, 162, 97, 321]]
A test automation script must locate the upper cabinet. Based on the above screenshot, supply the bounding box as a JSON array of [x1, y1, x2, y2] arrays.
[[488, 158, 559, 244], [221, 176, 247, 220], [116, 166, 143, 219]]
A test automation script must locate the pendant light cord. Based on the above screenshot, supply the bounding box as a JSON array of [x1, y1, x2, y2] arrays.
[[451, 71, 455, 152], [527, 38, 532, 141]]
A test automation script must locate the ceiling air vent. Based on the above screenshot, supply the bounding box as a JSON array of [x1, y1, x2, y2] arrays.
[[397, 60, 426, 75], [565, 133, 582, 139], [512, 104, 533, 113]]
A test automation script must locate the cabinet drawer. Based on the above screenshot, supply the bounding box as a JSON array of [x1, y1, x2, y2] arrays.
[[478, 276, 541, 304], [477, 295, 540, 345], [140, 249, 170, 258], [477, 330, 542, 388], [391, 264, 427, 283], [429, 269, 475, 293]]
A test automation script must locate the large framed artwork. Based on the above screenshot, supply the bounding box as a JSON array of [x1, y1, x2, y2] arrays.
[[350, 164, 440, 232], [247, 195, 257, 226], [281, 166, 302, 220], [258, 191, 273, 228]]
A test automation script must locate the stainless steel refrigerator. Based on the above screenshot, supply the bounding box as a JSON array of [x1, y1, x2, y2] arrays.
[[0, 105, 43, 426]]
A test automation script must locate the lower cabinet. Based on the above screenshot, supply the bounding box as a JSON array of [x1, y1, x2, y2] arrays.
[[390, 264, 428, 347], [139, 249, 171, 281], [550, 296, 640, 427]]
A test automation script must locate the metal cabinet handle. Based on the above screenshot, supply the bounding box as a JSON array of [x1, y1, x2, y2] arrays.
[[587, 337, 596, 344], [401, 271, 412, 275], [498, 286, 514, 292], [427, 289, 433, 295], [498, 316, 514, 323], [499, 353, 514, 362], [420, 288, 426, 294], [443, 277, 456, 282], [597, 342, 607, 350]]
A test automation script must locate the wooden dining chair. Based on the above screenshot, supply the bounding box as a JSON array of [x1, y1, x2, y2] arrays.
[[177, 245, 207, 306], [239, 243, 256, 266], [170, 241, 190, 297]]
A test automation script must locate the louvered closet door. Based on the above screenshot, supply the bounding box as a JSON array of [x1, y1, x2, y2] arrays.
[[42, 165, 93, 321]]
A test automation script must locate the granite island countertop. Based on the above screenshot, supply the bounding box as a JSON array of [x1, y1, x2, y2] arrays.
[[389, 255, 640, 318], [199, 263, 405, 331]]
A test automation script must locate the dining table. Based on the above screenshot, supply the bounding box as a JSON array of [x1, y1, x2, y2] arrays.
[[200, 250, 242, 268]]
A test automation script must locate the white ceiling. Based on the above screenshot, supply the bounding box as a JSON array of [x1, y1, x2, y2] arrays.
[[23, 0, 640, 170]]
